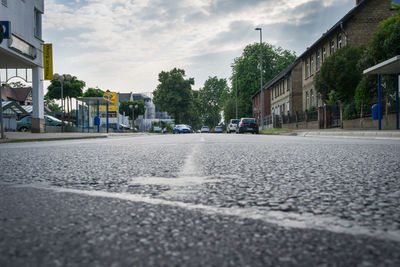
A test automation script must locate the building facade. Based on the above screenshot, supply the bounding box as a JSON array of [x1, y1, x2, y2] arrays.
[[0, 0, 45, 132], [300, 0, 397, 111]]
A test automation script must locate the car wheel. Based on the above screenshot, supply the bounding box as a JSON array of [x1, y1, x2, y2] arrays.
[[20, 127, 28, 132]]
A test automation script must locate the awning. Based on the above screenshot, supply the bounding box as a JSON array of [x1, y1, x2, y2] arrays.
[[363, 55, 400, 75]]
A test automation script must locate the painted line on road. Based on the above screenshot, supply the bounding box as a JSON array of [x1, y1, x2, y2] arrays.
[[17, 184, 400, 243]]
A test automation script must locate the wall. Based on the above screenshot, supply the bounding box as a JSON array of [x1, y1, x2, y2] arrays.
[[343, 114, 399, 130]]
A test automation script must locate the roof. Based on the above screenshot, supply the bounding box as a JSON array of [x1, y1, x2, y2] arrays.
[[298, 0, 367, 59], [1, 87, 32, 102], [2, 101, 29, 115], [132, 93, 151, 101], [252, 59, 299, 99], [363, 55, 400, 75], [118, 93, 131, 102]]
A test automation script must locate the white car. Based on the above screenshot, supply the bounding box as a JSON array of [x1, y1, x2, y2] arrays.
[[226, 119, 239, 133]]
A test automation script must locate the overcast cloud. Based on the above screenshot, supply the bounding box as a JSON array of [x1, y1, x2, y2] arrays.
[[43, 0, 355, 93]]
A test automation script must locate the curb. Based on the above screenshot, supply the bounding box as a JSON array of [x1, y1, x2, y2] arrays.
[[0, 135, 107, 143]]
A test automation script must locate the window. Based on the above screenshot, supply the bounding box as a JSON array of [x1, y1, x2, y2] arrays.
[[287, 77, 290, 92], [317, 93, 322, 107], [316, 52, 321, 71], [1, 0, 7, 6], [322, 47, 326, 62], [305, 61, 309, 78], [310, 56, 314, 75], [306, 91, 309, 109], [34, 9, 42, 39], [310, 89, 315, 106], [338, 34, 342, 49], [330, 40, 335, 55]]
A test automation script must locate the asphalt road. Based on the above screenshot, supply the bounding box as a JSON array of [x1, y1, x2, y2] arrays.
[[1, 134, 400, 266]]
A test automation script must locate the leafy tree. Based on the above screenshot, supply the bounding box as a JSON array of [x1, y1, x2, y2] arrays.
[[6, 81, 27, 88], [186, 90, 202, 130], [44, 95, 61, 112], [199, 76, 228, 127], [315, 46, 365, 104], [371, 4, 400, 63], [83, 87, 105, 97], [225, 43, 296, 118], [153, 68, 195, 124], [118, 100, 145, 120], [46, 75, 85, 125]]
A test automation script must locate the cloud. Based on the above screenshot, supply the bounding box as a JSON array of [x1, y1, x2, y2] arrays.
[[43, 0, 356, 93]]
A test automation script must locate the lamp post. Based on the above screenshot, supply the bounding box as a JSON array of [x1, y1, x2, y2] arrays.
[[255, 27, 264, 128], [53, 73, 72, 132], [236, 73, 238, 120], [129, 104, 138, 130]]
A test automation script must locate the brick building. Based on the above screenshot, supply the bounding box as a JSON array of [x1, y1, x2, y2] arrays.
[[252, 0, 397, 124], [300, 0, 397, 111]]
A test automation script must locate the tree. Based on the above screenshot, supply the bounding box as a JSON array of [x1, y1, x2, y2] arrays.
[[199, 76, 228, 127], [46, 75, 85, 125], [118, 100, 145, 120], [186, 90, 202, 130], [225, 43, 296, 119], [315, 46, 365, 104], [83, 87, 105, 97], [153, 68, 195, 124], [370, 4, 400, 63], [6, 81, 28, 88], [44, 95, 61, 112]]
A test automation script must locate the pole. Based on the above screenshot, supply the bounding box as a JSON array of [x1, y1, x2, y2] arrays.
[[236, 76, 238, 120], [61, 81, 64, 133], [97, 100, 100, 133], [259, 29, 264, 128], [378, 74, 382, 131], [75, 99, 78, 130], [106, 102, 109, 133], [0, 85, 4, 139], [396, 74, 399, 130]]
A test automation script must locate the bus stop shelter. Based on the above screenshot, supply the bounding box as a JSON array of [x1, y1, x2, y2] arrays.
[[77, 97, 113, 133], [363, 55, 400, 130]]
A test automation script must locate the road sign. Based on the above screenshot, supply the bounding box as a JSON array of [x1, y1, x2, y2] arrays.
[[43, 44, 53, 80], [0, 21, 11, 39]]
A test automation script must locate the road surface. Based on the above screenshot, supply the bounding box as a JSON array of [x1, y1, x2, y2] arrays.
[[1, 134, 400, 266]]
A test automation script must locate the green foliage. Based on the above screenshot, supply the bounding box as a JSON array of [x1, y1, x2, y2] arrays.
[[118, 100, 145, 120], [186, 90, 202, 130], [153, 68, 195, 124], [222, 98, 238, 124], [371, 4, 400, 63], [225, 43, 296, 118], [343, 102, 358, 120], [83, 87, 105, 97], [150, 121, 173, 133], [326, 90, 339, 106], [6, 81, 27, 88], [315, 46, 364, 104], [354, 76, 376, 114], [199, 76, 228, 127], [44, 95, 61, 112], [45, 75, 85, 100]]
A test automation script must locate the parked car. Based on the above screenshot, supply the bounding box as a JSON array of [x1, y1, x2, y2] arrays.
[[236, 118, 259, 134], [200, 126, 210, 133], [213, 126, 223, 133], [173, 124, 193, 134], [17, 115, 65, 132], [226, 119, 239, 133]]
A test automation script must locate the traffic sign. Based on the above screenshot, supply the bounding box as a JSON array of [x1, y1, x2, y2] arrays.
[[0, 21, 11, 39]]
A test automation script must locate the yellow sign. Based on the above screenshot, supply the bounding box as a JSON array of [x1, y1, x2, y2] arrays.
[[100, 91, 118, 118], [43, 44, 53, 80]]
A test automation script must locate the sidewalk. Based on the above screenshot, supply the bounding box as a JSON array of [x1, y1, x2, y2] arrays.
[[0, 132, 108, 143], [293, 129, 400, 140]]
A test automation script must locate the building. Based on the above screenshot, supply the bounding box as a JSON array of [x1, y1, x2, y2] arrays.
[[299, 0, 397, 111], [0, 0, 45, 132], [1, 86, 32, 105], [252, 0, 397, 126], [252, 88, 270, 123]]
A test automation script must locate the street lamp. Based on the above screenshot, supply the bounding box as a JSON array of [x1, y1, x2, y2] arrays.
[[53, 73, 72, 132], [129, 104, 138, 130], [255, 27, 264, 128]]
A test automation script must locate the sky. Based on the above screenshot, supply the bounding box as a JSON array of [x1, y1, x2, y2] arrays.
[[43, 0, 356, 94]]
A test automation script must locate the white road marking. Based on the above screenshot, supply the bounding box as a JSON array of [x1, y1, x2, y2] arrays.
[[16, 184, 400, 243]]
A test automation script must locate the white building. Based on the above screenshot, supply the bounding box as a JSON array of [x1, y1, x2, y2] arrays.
[[0, 0, 45, 132]]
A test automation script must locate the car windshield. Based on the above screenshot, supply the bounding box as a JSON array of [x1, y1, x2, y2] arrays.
[[231, 120, 239, 124], [242, 119, 256, 123], [45, 115, 62, 122]]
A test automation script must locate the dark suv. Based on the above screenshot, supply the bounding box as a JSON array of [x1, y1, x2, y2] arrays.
[[236, 118, 259, 134]]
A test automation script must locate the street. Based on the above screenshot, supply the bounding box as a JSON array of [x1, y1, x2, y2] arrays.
[[1, 134, 400, 266]]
